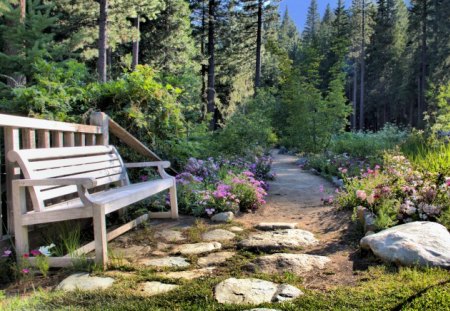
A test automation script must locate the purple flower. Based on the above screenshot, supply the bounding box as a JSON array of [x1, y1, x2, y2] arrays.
[[205, 208, 215, 216], [30, 249, 41, 256], [2, 249, 12, 257]]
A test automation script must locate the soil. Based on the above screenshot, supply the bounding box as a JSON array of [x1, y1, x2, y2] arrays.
[[237, 150, 376, 290]]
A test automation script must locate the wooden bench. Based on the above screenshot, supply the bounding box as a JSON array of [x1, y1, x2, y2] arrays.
[[7, 145, 178, 268]]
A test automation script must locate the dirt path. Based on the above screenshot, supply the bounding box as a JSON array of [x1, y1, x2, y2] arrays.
[[237, 150, 368, 290]]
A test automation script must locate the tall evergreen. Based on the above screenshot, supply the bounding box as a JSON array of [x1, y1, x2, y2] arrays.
[[303, 0, 320, 46]]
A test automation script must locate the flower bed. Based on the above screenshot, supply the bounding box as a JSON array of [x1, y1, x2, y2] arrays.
[[176, 156, 273, 217], [337, 153, 450, 230]]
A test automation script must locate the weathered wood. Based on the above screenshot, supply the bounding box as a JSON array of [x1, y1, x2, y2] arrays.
[[5, 127, 20, 235], [52, 131, 63, 147], [27, 256, 94, 268], [90, 112, 109, 145], [37, 130, 50, 148], [64, 132, 75, 147], [75, 133, 85, 146], [0, 113, 101, 133], [125, 161, 170, 169], [109, 118, 161, 161], [85, 134, 95, 145], [22, 129, 36, 149], [9, 143, 178, 268]]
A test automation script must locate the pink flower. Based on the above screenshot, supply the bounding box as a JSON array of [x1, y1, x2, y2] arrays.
[[356, 190, 367, 201], [319, 185, 324, 193], [22, 268, 30, 274], [23, 253, 29, 258], [30, 249, 41, 256]]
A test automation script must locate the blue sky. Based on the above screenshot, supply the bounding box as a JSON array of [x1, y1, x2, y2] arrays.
[[279, 0, 353, 32]]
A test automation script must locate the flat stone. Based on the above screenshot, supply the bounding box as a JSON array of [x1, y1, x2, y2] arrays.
[[110, 245, 151, 259], [255, 223, 297, 231], [56, 273, 115, 292], [211, 212, 234, 223], [138, 281, 179, 296], [138, 256, 190, 268], [197, 251, 236, 267], [244, 309, 281, 311], [229, 226, 244, 232], [247, 253, 330, 275], [171, 242, 222, 255], [202, 229, 236, 242], [154, 230, 186, 242], [215, 278, 303, 305], [360, 221, 450, 268], [238, 229, 318, 252], [157, 267, 216, 280]]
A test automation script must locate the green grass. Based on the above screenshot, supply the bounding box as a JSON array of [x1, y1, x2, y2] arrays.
[[2, 266, 449, 310]]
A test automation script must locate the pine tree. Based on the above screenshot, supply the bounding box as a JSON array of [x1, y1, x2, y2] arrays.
[[278, 7, 300, 60], [303, 0, 320, 45]]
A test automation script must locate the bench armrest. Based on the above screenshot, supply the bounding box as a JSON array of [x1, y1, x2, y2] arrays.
[[125, 161, 173, 179], [13, 177, 97, 188], [125, 161, 171, 169]]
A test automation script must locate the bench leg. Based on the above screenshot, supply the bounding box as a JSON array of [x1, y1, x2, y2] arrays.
[[12, 185, 29, 261], [93, 206, 108, 269], [169, 183, 179, 219]]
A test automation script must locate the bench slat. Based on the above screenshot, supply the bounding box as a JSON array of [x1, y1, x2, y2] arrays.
[[8, 146, 113, 162], [35, 159, 122, 179], [30, 154, 119, 171]]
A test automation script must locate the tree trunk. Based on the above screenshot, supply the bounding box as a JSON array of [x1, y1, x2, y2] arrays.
[[201, 1, 208, 118], [254, 0, 263, 93], [359, 0, 365, 130], [98, 0, 108, 83], [207, 0, 217, 130], [418, 0, 427, 128], [131, 16, 140, 71], [352, 64, 358, 130]]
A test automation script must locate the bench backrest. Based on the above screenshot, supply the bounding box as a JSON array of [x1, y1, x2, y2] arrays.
[[7, 146, 130, 212]]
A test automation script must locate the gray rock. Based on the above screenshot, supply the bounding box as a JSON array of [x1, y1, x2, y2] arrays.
[[238, 229, 318, 252], [215, 278, 303, 305], [247, 253, 330, 275], [274, 284, 304, 302], [229, 226, 244, 232], [255, 222, 297, 231], [110, 245, 151, 259], [171, 242, 222, 255], [211, 212, 234, 223], [245, 309, 281, 311], [202, 229, 236, 242], [138, 281, 179, 296], [360, 221, 450, 268], [154, 230, 186, 242], [157, 267, 216, 280], [137, 256, 190, 268], [356, 206, 377, 233], [56, 273, 115, 292], [197, 251, 236, 267]]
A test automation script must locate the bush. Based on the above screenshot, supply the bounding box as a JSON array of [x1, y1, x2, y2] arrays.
[[337, 153, 450, 230]]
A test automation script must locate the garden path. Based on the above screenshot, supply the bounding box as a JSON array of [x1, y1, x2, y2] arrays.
[[237, 150, 367, 289]]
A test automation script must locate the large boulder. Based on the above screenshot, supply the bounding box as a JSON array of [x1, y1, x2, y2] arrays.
[[215, 278, 303, 305], [238, 229, 318, 252], [247, 253, 330, 275], [360, 221, 450, 268]]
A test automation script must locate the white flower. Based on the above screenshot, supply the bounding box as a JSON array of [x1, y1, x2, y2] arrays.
[[38, 243, 55, 257]]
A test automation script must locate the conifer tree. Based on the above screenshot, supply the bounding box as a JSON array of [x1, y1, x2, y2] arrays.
[[303, 0, 320, 46]]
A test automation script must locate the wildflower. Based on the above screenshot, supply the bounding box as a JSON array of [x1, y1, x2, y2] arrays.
[[319, 185, 324, 193], [205, 208, 215, 216], [22, 268, 30, 274], [30, 250, 41, 257], [356, 190, 367, 201], [23, 253, 29, 258], [140, 175, 149, 182], [2, 249, 12, 257]]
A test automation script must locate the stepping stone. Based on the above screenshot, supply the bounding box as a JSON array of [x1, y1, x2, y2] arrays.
[[245, 309, 281, 311], [104, 271, 136, 279], [56, 273, 115, 292], [197, 251, 236, 267], [171, 242, 222, 255], [157, 267, 216, 280], [138, 281, 179, 296], [247, 253, 330, 275], [238, 229, 318, 252], [154, 230, 186, 242], [229, 226, 244, 232], [360, 221, 450, 268], [255, 222, 297, 231], [215, 278, 303, 305], [110, 245, 151, 259], [138, 256, 190, 268], [211, 212, 234, 223], [202, 229, 236, 242]]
